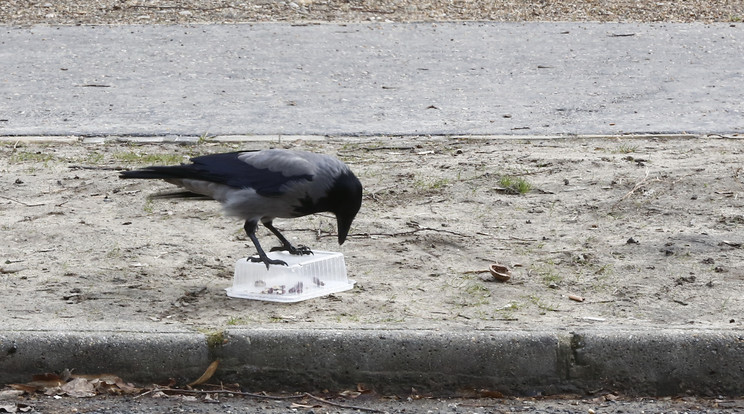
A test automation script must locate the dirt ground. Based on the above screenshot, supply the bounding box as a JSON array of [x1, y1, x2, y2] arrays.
[[1, 135, 743, 332]]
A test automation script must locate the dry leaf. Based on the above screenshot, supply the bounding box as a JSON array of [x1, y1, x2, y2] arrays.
[[113, 378, 140, 394], [28, 373, 64, 388], [157, 378, 177, 388], [43, 387, 63, 397], [7, 385, 37, 394], [476, 389, 505, 398], [72, 373, 119, 382], [188, 360, 220, 387], [290, 403, 315, 409], [78, 375, 140, 395], [339, 389, 361, 398], [61, 378, 96, 398]]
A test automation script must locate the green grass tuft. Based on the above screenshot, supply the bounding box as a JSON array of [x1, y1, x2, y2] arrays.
[[499, 175, 532, 194]]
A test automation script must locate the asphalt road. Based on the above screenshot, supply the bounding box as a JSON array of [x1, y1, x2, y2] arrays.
[[1, 22, 742, 137], [18, 392, 744, 414]]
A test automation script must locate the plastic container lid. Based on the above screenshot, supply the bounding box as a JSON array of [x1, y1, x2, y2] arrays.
[[225, 250, 355, 302]]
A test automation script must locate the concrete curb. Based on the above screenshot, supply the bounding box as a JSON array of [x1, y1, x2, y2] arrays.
[[0, 133, 741, 146], [1, 328, 742, 396]]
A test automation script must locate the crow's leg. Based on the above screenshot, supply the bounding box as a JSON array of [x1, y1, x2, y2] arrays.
[[244, 220, 287, 269], [263, 220, 313, 256]]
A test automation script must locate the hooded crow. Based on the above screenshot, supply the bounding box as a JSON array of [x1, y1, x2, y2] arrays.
[[120, 149, 363, 269]]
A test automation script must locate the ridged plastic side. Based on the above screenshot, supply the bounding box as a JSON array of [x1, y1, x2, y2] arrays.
[[225, 251, 354, 302]]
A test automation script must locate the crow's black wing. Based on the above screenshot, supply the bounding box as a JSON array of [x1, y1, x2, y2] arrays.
[[120, 150, 315, 196]]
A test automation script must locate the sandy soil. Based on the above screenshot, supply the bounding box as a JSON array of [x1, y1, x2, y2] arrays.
[[1, 136, 742, 332]]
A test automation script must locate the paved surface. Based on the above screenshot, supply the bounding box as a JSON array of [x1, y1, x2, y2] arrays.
[[2, 22, 744, 397], [1, 22, 742, 137]]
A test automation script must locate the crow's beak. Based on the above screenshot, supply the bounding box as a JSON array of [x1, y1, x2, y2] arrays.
[[336, 214, 354, 245]]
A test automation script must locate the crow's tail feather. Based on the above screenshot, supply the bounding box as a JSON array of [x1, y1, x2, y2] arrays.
[[149, 190, 212, 200], [119, 165, 198, 180]]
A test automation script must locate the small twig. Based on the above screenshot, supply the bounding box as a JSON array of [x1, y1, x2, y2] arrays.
[[462, 269, 489, 274], [68, 165, 127, 171], [617, 168, 662, 202], [349, 226, 468, 239], [490, 236, 538, 242], [620, 168, 650, 200], [349, 7, 397, 14], [126, 4, 227, 12], [132, 389, 153, 399], [733, 167, 742, 184], [0, 194, 46, 207], [288, 226, 469, 240], [302, 392, 384, 413], [362, 146, 415, 151]]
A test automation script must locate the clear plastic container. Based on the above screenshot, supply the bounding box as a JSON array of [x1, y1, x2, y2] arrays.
[[225, 251, 355, 302]]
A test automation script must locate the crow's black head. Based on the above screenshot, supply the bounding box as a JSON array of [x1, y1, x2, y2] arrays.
[[327, 170, 363, 245]]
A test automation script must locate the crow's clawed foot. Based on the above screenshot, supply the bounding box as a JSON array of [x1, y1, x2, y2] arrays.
[[291, 245, 314, 256], [249, 255, 288, 270], [270, 245, 314, 256]]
